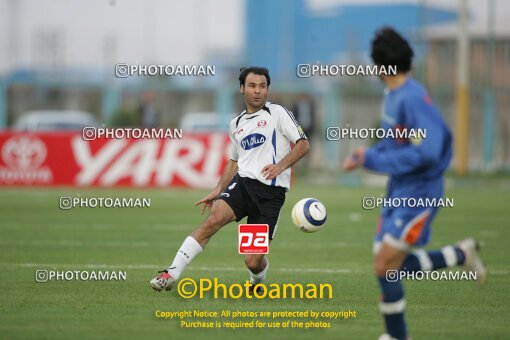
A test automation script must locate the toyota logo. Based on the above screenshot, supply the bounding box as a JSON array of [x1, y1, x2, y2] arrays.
[[2, 135, 47, 170]]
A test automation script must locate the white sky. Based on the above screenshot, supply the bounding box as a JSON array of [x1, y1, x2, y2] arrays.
[[0, 0, 244, 72], [0, 0, 508, 73]]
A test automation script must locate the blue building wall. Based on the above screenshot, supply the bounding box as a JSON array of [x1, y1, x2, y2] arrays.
[[245, 0, 458, 80]]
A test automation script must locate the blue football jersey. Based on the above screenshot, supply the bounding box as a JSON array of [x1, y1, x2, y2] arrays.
[[363, 78, 452, 198]]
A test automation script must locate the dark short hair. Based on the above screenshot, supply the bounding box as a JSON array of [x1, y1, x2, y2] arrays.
[[371, 27, 414, 73], [239, 67, 271, 86]]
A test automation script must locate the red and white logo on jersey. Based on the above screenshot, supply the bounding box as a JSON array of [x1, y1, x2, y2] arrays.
[[238, 224, 269, 254], [236, 128, 244, 135], [257, 120, 267, 128]]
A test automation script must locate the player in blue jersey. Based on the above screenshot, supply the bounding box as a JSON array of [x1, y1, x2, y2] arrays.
[[343, 27, 486, 340]]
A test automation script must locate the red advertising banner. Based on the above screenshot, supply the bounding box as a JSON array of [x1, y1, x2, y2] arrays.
[[0, 132, 231, 188]]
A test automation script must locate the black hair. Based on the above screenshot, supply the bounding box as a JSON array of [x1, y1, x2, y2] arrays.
[[239, 67, 271, 86], [371, 27, 414, 73]]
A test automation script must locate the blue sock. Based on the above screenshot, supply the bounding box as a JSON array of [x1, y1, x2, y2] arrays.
[[401, 246, 466, 273], [378, 276, 407, 340]]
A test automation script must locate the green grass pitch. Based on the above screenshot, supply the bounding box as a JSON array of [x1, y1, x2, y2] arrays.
[[0, 179, 509, 339]]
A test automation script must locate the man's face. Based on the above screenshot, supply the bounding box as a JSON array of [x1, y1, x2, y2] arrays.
[[240, 73, 268, 110]]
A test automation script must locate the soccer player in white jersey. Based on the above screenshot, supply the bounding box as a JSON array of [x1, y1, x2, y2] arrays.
[[150, 66, 311, 292]]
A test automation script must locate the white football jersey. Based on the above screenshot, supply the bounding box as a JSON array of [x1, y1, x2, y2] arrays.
[[229, 101, 307, 189]]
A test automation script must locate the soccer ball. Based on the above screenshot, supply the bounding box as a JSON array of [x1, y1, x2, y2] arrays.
[[291, 198, 327, 233]]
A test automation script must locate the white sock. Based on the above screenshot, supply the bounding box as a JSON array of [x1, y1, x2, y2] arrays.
[[167, 236, 203, 279], [249, 257, 269, 284]]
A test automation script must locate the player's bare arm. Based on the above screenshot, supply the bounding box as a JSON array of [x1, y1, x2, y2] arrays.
[[194, 159, 238, 214], [261, 138, 310, 180]]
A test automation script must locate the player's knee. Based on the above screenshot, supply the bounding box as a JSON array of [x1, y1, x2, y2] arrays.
[[195, 214, 222, 240], [374, 257, 391, 277], [204, 213, 223, 230]]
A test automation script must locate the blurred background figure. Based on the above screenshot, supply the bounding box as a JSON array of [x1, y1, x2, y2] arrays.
[[292, 93, 316, 170], [293, 94, 316, 143], [138, 92, 158, 128]]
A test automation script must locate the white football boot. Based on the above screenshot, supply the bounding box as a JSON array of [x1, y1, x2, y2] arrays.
[[149, 270, 177, 292], [456, 238, 487, 287]]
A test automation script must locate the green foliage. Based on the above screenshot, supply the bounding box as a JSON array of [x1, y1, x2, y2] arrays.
[[110, 107, 139, 127]]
